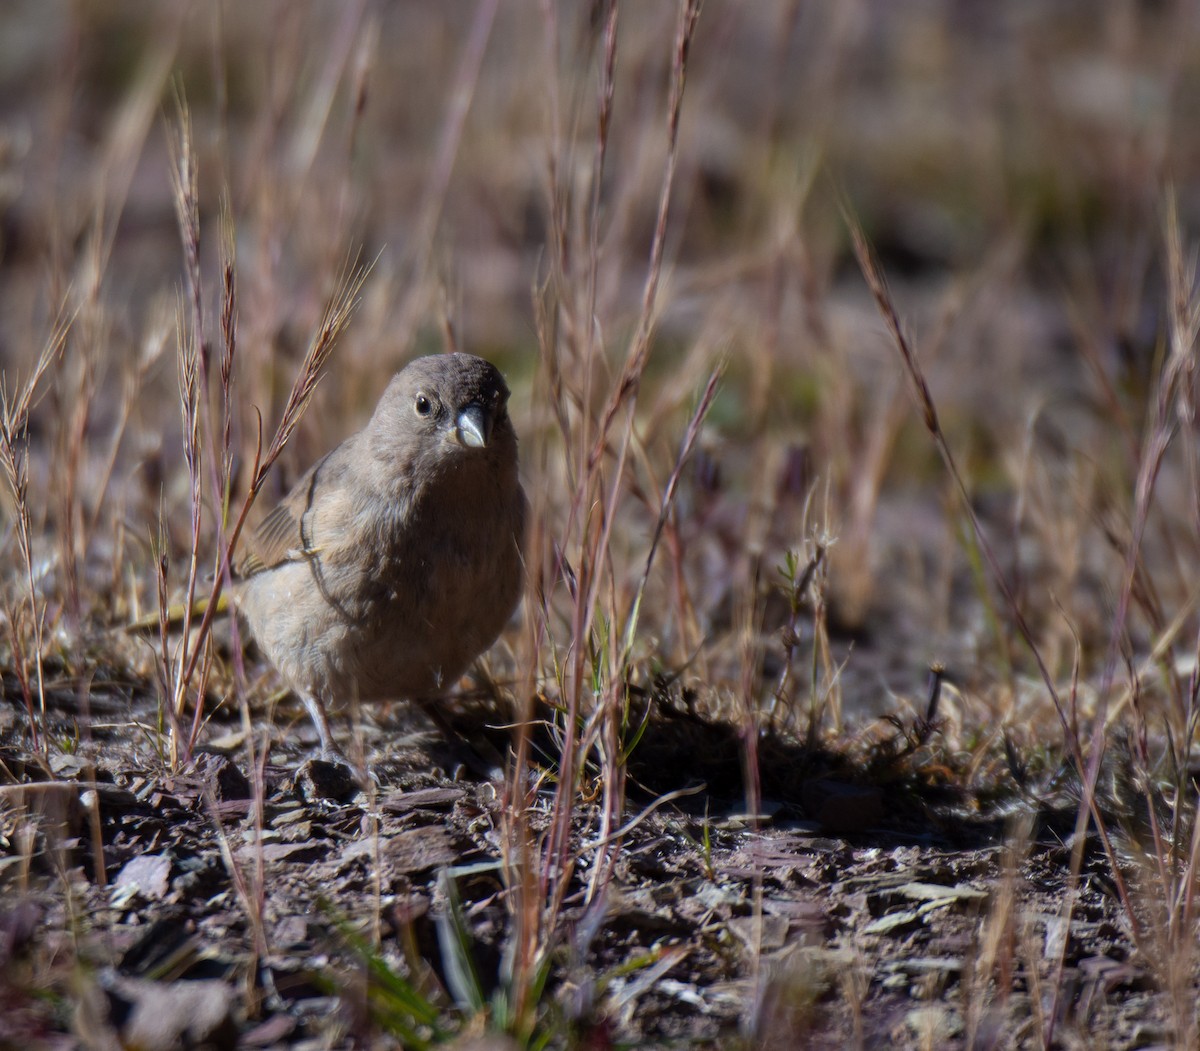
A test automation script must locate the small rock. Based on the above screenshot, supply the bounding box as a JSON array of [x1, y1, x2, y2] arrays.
[[381, 786, 466, 812], [891, 956, 964, 975], [94, 974, 238, 1051], [369, 825, 459, 875], [113, 854, 172, 902], [727, 914, 790, 952], [239, 840, 328, 865], [270, 805, 310, 828], [294, 758, 360, 803], [51, 753, 88, 778], [864, 909, 923, 936], [272, 914, 310, 949], [190, 752, 250, 801], [897, 881, 987, 906]]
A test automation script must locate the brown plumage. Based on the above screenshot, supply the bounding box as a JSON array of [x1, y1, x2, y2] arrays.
[[235, 353, 526, 756]]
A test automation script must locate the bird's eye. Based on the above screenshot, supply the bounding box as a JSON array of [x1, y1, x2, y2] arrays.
[[415, 394, 433, 417]]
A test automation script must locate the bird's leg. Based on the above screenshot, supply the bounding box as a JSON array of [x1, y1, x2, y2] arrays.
[[294, 691, 373, 800], [301, 692, 344, 761]]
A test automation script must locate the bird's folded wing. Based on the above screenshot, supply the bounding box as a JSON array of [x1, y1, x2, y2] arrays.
[[239, 455, 330, 576]]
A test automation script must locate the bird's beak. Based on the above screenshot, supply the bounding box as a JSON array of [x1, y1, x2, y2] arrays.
[[455, 404, 490, 449]]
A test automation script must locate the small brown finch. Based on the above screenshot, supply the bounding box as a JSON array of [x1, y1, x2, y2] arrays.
[[235, 353, 526, 757]]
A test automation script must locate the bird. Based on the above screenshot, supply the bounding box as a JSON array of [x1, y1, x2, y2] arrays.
[[233, 352, 526, 761]]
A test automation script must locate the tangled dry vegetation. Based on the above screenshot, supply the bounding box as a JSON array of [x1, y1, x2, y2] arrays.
[[4, 2, 1200, 1048]]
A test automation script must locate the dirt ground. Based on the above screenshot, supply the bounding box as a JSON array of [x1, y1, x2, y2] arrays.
[[0, 666, 1174, 1050]]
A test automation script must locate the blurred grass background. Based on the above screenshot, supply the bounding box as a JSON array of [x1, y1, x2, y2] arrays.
[[1, 0, 1199, 714]]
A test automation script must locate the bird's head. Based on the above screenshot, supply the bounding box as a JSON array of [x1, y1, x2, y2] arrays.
[[370, 353, 517, 482]]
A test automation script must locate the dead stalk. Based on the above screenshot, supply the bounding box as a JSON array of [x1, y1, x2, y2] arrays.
[[0, 314, 73, 751], [164, 90, 368, 765]]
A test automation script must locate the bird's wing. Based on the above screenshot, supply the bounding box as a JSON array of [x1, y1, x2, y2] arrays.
[[238, 453, 333, 577]]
